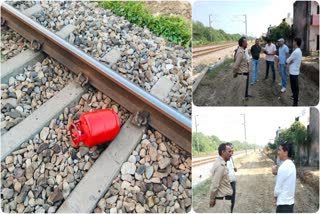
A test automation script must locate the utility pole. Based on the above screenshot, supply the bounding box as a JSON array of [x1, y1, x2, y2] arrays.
[[209, 14, 213, 42], [241, 113, 247, 154], [233, 14, 247, 37], [244, 14, 247, 37], [195, 115, 200, 153]]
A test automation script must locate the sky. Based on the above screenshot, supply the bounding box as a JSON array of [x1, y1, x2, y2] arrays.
[[192, 0, 297, 37], [193, 106, 311, 146]]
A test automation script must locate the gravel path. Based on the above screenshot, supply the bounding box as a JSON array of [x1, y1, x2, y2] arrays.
[[193, 152, 319, 213], [12, 1, 192, 117], [94, 129, 192, 213], [1, 57, 74, 134], [1, 87, 130, 213], [193, 55, 319, 106]]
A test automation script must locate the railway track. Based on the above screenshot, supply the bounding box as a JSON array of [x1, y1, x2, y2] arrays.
[[192, 150, 251, 167], [1, 2, 191, 213], [192, 43, 238, 58]]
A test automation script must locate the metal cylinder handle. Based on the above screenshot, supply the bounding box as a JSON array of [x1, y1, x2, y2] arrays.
[[69, 121, 82, 147]]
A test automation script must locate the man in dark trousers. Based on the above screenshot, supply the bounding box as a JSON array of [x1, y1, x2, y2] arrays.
[[274, 141, 296, 213], [286, 38, 302, 106], [264, 39, 277, 83], [233, 36, 253, 99], [250, 38, 262, 85]]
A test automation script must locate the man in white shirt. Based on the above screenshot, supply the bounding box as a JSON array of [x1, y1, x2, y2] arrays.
[[286, 38, 303, 106], [274, 141, 296, 213], [226, 143, 237, 213], [264, 39, 277, 83]]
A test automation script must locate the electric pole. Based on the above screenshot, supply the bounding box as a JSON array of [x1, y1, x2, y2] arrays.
[[233, 14, 247, 37], [209, 14, 213, 42], [195, 115, 200, 153], [244, 14, 247, 37], [241, 113, 247, 154]]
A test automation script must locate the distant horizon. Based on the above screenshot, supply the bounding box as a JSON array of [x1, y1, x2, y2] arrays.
[[193, 107, 310, 146], [192, 0, 296, 38]]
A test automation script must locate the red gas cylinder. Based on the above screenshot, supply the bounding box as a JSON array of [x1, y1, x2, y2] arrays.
[[69, 109, 120, 147]]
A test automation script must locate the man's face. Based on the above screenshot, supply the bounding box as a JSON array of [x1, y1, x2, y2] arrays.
[[278, 145, 287, 160], [279, 40, 284, 46], [293, 40, 297, 48], [230, 146, 234, 156], [222, 145, 232, 161], [255, 39, 260, 46], [243, 39, 248, 49]]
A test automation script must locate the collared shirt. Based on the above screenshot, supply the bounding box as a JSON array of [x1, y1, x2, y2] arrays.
[[265, 43, 277, 62], [250, 44, 261, 60], [245, 49, 250, 62], [278, 44, 289, 64], [286, 48, 302, 75], [233, 47, 248, 74], [210, 156, 233, 197], [227, 157, 236, 182], [274, 159, 296, 205]]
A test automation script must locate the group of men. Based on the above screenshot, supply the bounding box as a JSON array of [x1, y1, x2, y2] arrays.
[[233, 37, 303, 106], [209, 142, 296, 213]]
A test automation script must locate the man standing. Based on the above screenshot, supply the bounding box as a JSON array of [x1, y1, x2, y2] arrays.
[[233, 37, 253, 99], [274, 141, 296, 213], [286, 38, 302, 106], [277, 38, 290, 93], [209, 143, 233, 213], [264, 39, 277, 82], [250, 39, 262, 85], [226, 143, 237, 213]]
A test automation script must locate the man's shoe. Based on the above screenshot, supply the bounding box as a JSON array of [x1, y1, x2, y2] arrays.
[[278, 82, 282, 86], [281, 88, 286, 93], [250, 82, 255, 86]]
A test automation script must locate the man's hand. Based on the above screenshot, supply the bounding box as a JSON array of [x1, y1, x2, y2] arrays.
[[209, 198, 216, 207], [273, 197, 277, 207], [272, 165, 278, 175], [209, 192, 216, 207]]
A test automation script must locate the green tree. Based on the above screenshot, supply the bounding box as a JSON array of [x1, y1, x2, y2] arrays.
[[267, 22, 292, 43]]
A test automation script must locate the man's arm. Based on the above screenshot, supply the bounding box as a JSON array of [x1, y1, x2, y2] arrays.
[[274, 166, 289, 197], [209, 166, 224, 207], [233, 51, 242, 75], [286, 51, 296, 65]]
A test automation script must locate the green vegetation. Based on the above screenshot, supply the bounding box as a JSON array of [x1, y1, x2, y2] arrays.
[[193, 178, 211, 196], [192, 132, 260, 157], [100, 1, 191, 47], [263, 22, 292, 43], [193, 21, 248, 46], [266, 120, 309, 165], [207, 58, 233, 78]]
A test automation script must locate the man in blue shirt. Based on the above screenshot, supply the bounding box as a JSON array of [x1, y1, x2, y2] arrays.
[[277, 38, 289, 93]]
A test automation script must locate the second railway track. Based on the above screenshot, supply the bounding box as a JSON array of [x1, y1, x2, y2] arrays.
[[1, 2, 192, 213], [192, 43, 238, 58]]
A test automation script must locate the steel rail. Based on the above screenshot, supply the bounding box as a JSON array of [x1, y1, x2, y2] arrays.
[[1, 3, 191, 152], [193, 43, 238, 58]]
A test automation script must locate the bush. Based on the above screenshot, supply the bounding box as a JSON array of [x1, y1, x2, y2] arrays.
[[100, 1, 191, 47], [193, 21, 243, 46], [192, 132, 260, 156]]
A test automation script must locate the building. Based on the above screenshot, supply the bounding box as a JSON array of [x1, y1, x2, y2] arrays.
[[293, 1, 319, 55], [282, 13, 293, 26]]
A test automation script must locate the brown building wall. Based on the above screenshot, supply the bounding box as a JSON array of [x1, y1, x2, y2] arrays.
[[293, 1, 319, 55]]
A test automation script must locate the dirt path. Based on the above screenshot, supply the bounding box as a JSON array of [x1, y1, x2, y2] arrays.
[[193, 56, 319, 106], [193, 152, 319, 213]]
